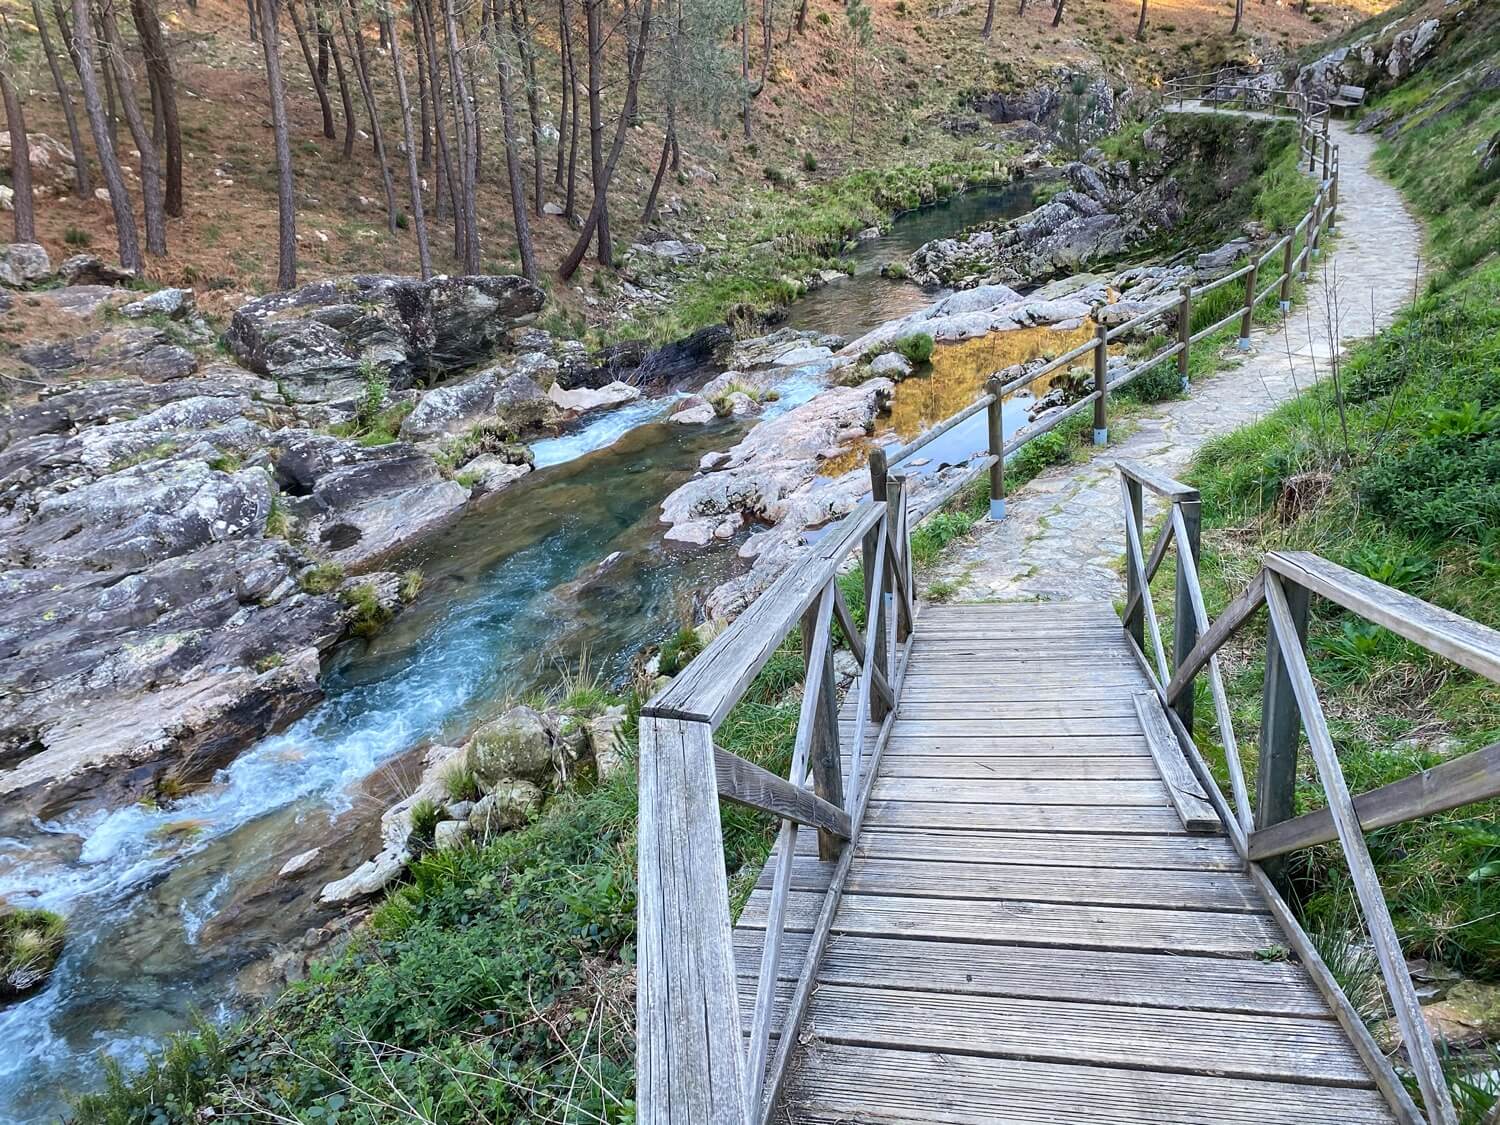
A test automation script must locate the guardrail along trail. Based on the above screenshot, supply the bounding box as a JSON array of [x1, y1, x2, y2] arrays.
[[635, 93, 1478, 1125], [931, 113, 1421, 604]]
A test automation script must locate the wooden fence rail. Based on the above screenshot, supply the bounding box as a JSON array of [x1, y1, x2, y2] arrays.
[[637, 85, 1350, 1125], [1116, 461, 1500, 1125]]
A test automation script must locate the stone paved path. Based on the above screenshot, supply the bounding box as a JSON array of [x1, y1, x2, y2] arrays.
[[928, 117, 1424, 603]]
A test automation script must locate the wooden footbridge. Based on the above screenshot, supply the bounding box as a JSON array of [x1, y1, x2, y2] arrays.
[[636, 86, 1500, 1125]]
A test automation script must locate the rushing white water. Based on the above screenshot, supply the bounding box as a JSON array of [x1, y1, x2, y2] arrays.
[[531, 393, 687, 468]]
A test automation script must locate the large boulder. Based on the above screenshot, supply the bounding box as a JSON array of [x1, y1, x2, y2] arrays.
[[225, 274, 545, 401], [269, 431, 468, 567], [0, 243, 52, 288], [465, 705, 556, 786], [399, 352, 558, 440]]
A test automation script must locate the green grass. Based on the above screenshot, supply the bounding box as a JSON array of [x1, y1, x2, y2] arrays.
[[1, 907, 65, 989]]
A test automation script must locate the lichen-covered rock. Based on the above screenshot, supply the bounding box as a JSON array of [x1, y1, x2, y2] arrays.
[[318, 847, 409, 904], [869, 353, 913, 380], [56, 255, 135, 287], [469, 779, 544, 833], [400, 353, 559, 440], [226, 274, 545, 401], [122, 287, 196, 320], [588, 704, 630, 778], [466, 706, 556, 786], [0, 243, 52, 288]]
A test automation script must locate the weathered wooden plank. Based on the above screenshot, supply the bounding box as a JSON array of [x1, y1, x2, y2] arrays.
[[758, 854, 1264, 912], [738, 889, 1285, 955], [791, 985, 1372, 1086], [1165, 570, 1266, 705], [871, 717, 1152, 738], [899, 676, 1149, 698], [868, 776, 1171, 807], [1264, 575, 1458, 1121], [636, 716, 748, 1125], [896, 698, 1140, 719], [1117, 459, 1201, 502], [855, 754, 1164, 779], [731, 932, 1327, 1015], [1249, 738, 1500, 861], [783, 1044, 1398, 1124], [714, 746, 850, 838], [861, 799, 1185, 833], [1133, 693, 1221, 833], [794, 825, 1245, 869], [1269, 551, 1500, 685]]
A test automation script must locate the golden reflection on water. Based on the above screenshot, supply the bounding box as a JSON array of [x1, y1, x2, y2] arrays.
[[822, 321, 1098, 477]]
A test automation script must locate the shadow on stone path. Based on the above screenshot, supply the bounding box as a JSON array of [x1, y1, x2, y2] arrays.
[[927, 119, 1424, 604]]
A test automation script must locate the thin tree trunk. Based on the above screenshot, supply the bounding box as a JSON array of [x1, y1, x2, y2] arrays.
[[759, 0, 770, 88], [1136, 0, 1147, 37], [793, 0, 807, 34], [33, 0, 91, 196], [1051, 0, 1062, 25], [99, 0, 168, 255], [583, 0, 608, 258], [981, 0, 995, 36], [485, 0, 537, 278], [247, 0, 258, 39], [338, 0, 400, 232], [255, 0, 296, 287], [564, 14, 579, 218], [1232, 0, 1244, 34], [384, 12, 431, 277], [320, 1, 357, 158], [96, 11, 120, 149], [508, 0, 544, 214], [559, 0, 651, 278], [316, 3, 329, 83], [415, 0, 458, 230], [72, 0, 140, 269], [553, 0, 569, 190], [1017, 0, 1026, 14], [641, 134, 670, 224], [643, 0, 678, 222], [739, 4, 750, 138], [441, 0, 480, 272], [130, 0, 183, 216], [413, 0, 431, 167], [288, 0, 336, 138], [0, 60, 36, 241]]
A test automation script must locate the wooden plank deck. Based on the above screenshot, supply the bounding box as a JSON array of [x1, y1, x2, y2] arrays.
[[732, 600, 1397, 1124]]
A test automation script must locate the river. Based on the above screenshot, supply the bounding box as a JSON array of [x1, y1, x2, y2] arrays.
[[0, 183, 1038, 1122]]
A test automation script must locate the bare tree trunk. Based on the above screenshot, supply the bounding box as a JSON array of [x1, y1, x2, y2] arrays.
[[642, 0, 677, 222], [1017, 0, 1026, 14], [794, 0, 807, 34], [0, 56, 36, 241], [485, 0, 537, 278], [553, 0, 569, 190], [415, 0, 458, 231], [288, 0, 336, 138], [1136, 0, 1146, 38], [99, 0, 168, 255], [1051, 0, 1062, 26], [384, 12, 431, 277], [130, 0, 183, 216], [72, 0, 140, 267], [319, 1, 357, 158], [981, 0, 994, 35], [759, 0, 771, 89], [559, 0, 651, 278], [507, 0, 544, 214], [583, 0, 608, 258], [338, 0, 400, 232], [412, 0, 431, 167], [441, 0, 480, 272], [246, 0, 258, 40], [95, 10, 120, 149], [255, 0, 296, 287], [565, 12, 579, 218], [739, 4, 750, 138], [1232, 0, 1244, 34], [32, 0, 92, 196]]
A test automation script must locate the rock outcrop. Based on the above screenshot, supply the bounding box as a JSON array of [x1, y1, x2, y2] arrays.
[[226, 274, 545, 401]]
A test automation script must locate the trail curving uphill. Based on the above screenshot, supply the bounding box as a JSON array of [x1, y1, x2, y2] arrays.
[[928, 117, 1423, 602]]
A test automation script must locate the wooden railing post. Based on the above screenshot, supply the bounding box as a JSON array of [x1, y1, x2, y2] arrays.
[[802, 597, 844, 861], [1176, 283, 1191, 392], [886, 472, 913, 644], [1256, 577, 1309, 877], [637, 715, 749, 1125], [1301, 200, 1316, 281], [1171, 496, 1202, 734], [1279, 232, 1295, 312], [1238, 260, 1258, 352], [985, 374, 1005, 520], [1123, 473, 1145, 652], [864, 447, 892, 722], [1092, 323, 1109, 445]]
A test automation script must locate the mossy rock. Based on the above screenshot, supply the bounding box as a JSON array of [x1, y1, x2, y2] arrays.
[[1, 906, 65, 1000], [465, 706, 555, 787], [469, 779, 544, 834]]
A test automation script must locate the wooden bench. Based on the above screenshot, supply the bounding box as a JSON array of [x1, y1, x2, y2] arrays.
[[1328, 84, 1366, 117]]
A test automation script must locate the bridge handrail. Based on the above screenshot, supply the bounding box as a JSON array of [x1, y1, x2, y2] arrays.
[[638, 89, 1343, 1125], [1117, 463, 1500, 1125]]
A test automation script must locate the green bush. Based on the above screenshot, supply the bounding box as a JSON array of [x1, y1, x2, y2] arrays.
[[893, 332, 934, 365], [1359, 431, 1500, 542], [658, 625, 703, 676], [1118, 364, 1181, 404]]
